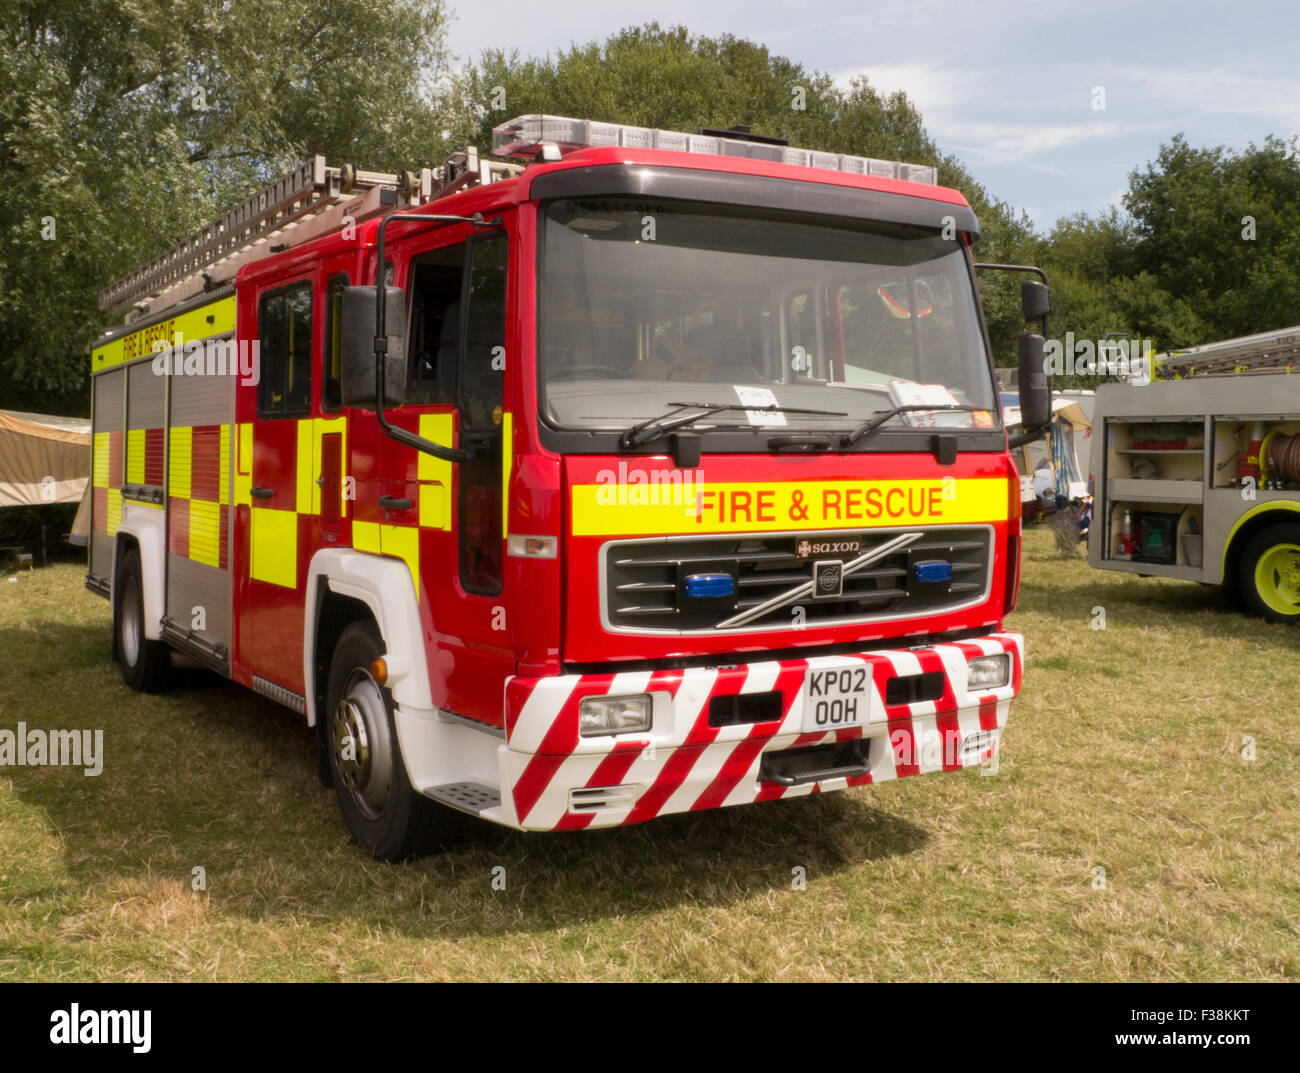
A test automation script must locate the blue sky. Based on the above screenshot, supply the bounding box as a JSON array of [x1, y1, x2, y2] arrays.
[[444, 0, 1300, 233]]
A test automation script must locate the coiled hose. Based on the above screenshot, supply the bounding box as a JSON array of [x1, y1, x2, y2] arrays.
[[1266, 432, 1300, 485]]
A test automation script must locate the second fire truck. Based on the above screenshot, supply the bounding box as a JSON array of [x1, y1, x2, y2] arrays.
[[89, 115, 1049, 858]]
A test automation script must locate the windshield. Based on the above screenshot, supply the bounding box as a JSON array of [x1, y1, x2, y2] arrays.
[[538, 196, 999, 437]]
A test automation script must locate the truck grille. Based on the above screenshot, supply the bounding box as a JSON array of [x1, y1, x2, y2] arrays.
[[603, 527, 992, 633]]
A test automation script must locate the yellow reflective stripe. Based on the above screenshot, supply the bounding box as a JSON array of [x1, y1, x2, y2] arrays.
[[168, 426, 192, 499], [296, 418, 315, 513], [352, 520, 420, 600], [419, 485, 446, 532], [233, 424, 252, 507], [570, 477, 1011, 537], [417, 413, 453, 531], [126, 428, 145, 484], [250, 507, 297, 587], [219, 424, 230, 506], [352, 519, 380, 553], [93, 433, 110, 488], [188, 499, 221, 566], [91, 296, 236, 373], [106, 489, 122, 535], [501, 411, 512, 528]]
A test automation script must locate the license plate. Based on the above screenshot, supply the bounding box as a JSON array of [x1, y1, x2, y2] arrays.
[[801, 662, 877, 733]]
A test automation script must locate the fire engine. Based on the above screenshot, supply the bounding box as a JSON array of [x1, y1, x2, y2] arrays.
[[88, 115, 1050, 859], [1088, 323, 1300, 621]]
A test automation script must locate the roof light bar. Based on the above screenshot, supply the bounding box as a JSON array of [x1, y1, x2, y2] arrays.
[[491, 114, 938, 185]]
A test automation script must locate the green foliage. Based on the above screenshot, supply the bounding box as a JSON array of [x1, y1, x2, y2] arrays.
[[0, 0, 455, 414], [1037, 134, 1300, 388]]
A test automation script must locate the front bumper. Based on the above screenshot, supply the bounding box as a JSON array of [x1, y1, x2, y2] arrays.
[[500, 633, 1023, 831]]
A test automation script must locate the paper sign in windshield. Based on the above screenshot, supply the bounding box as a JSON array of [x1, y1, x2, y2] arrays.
[[734, 385, 788, 426]]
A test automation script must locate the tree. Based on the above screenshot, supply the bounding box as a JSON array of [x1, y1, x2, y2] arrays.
[[1126, 134, 1300, 340], [1037, 133, 1300, 389], [0, 0, 455, 414]]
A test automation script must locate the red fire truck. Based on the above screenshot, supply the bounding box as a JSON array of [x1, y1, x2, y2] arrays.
[[89, 115, 1050, 858]]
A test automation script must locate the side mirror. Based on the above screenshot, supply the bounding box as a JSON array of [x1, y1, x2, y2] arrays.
[[1017, 333, 1051, 429], [1021, 280, 1053, 322], [341, 286, 406, 409]]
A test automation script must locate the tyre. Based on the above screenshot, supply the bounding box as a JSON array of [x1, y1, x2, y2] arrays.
[[324, 621, 462, 859], [114, 546, 172, 692], [1238, 523, 1300, 623]]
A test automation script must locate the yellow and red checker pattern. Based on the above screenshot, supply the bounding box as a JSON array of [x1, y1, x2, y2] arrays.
[[168, 425, 230, 569]]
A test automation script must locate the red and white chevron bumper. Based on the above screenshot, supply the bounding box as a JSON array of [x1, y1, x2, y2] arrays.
[[499, 633, 1022, 831]]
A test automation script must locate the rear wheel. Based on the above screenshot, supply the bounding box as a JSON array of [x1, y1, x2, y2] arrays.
[[1239, 523, 1300, 623], [114, 546, 171, 692], [324, 621, 462, 859]]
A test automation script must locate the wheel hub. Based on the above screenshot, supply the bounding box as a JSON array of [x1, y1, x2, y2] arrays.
[[1256, 543, 1300, 615], [331, 672, 393, 819]]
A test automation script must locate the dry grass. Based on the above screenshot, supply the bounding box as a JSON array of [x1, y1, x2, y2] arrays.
[[0, 528, 1297, 981]]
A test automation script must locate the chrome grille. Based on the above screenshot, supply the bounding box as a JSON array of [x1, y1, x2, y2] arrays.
[[603, 527, 992, 633]]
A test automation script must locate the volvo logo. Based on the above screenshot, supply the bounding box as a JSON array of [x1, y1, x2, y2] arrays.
[[813, 560, 844, 599]]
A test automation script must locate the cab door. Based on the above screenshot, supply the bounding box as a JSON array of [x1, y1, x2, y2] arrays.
[[246, 277, 314, 694], [406, 227, 513, 722]]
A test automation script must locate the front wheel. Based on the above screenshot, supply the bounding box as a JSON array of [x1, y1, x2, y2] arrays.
[[324, 621, 462, 859], [1239, 523, 1300, 623]]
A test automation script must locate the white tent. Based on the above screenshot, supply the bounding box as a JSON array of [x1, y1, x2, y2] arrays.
[[1002, 393, 1094, 505], [0, 410, 92, 544]]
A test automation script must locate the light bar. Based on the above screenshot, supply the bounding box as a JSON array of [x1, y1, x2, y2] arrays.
[[491, 114, 938, 185]]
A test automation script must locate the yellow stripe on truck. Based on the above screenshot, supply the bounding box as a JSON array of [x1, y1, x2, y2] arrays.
[[168, 426, 192, 499], [126, 428, 146, 485], [352, 520, 420, 599], [570, 477, 1010, 536], [91, 296, 237, 372], [250, 507, 297, 588], [416, 413, 453, 531]]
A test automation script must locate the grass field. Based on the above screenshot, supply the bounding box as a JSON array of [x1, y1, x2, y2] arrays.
[[1, 527, 1296, 981]]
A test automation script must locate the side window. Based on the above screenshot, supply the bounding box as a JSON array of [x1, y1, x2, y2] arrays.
[[322, 274, 347, 412], [406, 244, 465, 405], [257, 281, 312, 418], [461, 234, 508, 429]]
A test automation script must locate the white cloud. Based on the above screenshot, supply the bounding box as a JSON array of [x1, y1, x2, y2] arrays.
[[947, 120, 1172, 165], [1118, 65, 1300, 129], [831, 61, 975, 117]]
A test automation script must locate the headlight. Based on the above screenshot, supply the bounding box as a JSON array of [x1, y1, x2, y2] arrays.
[[579, 694, 652, 736], [966, 653, 1010, 690]]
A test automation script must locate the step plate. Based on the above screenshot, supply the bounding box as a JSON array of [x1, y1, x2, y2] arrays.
[[427, 781, 501, 816]]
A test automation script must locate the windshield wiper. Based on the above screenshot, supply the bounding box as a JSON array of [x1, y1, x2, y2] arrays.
[[620, 401, 847, 450], [840, 404, 982, 447]]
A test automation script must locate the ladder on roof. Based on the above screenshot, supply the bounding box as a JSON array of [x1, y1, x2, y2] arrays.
[[99, 147, 522, 318], [1156, 324, 1300, 379]]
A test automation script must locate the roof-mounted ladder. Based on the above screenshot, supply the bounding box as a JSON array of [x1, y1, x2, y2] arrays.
[[100, 148, 522, 321], [1157, 324, 1300, 379]]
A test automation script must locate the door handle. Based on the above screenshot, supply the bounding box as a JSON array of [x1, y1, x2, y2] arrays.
[[378, 495, 413, 511], [250, 486, 274, 499]]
